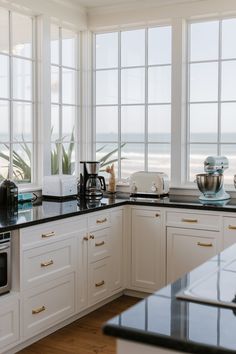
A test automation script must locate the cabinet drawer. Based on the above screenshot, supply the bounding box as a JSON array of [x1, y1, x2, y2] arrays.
[[88, 212, 110, 231], [22, 236, 76, 289], [88, 228, 111, 263], [167, 227, 218, 283], [166, 211, 220, 231], [88, 259, 110, 305], [223, 217, 236, 249], [0, 296, 19, 350], [23, 273, 75, 339], [21, 217, 87, 249]]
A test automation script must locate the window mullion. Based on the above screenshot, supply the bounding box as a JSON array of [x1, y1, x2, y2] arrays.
[[9, 10, 13, 180], [218, 20, 222, 155], [59, 27, 63, 175], [145, 27, 148, 171], [118, 31, 121, 180]]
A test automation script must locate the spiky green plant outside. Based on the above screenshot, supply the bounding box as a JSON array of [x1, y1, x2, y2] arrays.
[[0, 130, 124, 181]]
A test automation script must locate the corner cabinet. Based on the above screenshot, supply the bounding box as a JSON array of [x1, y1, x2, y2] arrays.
[[130, 207, 165, 292]]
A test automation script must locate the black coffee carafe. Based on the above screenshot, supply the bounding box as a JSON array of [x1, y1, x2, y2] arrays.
[[0, 179, 18, 208]]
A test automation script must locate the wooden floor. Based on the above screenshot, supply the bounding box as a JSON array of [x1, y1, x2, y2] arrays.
[[18, 296, 140, 354]]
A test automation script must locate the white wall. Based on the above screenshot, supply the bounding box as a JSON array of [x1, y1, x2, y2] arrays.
[[0, 0, 87, 29], [88, 0, 236, 30]]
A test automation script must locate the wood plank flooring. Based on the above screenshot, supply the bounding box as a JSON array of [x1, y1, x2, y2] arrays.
[[18, 296, 140, 354]]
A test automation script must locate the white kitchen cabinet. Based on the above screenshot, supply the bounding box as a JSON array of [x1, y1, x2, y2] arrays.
[[88, 258, 110, 305], [110, 209, 124, 293], [223, 216, 236, 249], [131, 207, 165, 292], [0, 294, 19, 351], [23, 273, 75, 339], [77, 208, 124, 310], [22, 235, 77, 289], [167, 227, 218, 283]]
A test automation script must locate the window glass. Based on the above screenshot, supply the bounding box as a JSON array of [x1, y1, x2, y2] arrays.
[[148, 26, 171, 65], [187, 19, 236, 184], [190, 21, 219, 61], [121, 29, 145, 67], [50, 25, 78, 176], [62, 28, 76, 68], [94, 26, 172, 180], [12, 12, 32, 58], [96, 32, 118, 69], [0, 11, 34, 184]]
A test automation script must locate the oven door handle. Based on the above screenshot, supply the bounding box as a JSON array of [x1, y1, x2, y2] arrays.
[[0, 244, 10, 251]]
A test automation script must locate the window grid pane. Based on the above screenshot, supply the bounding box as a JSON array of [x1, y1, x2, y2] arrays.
[[50, 24, 79, 176], [0, 10, 35, 184], [95, 26, 172, 180], [187, 18, 236, 184]]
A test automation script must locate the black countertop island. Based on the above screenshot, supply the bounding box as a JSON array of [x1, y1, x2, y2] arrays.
[[2, 193, 236, 232], [103, 243, 236, 354]]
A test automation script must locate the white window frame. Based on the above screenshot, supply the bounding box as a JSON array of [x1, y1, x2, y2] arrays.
[[50, 24, 80, 176], [0, 9, 36, 187], [186, 16, 236, 187], [93, 25, 172, 182]]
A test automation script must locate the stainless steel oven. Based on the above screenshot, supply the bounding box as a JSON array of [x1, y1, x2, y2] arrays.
[[0, 232, 11, 295]]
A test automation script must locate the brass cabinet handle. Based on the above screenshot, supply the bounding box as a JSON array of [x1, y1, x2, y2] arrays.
[[41, 231, 55, 238], [95, 280, 105, 287], [228, 225, 236, 230], [83, 235, 89, 241], [197, 242, 213, 247], [90, 234, 95, 239], [95, 241, 105, 247], [41, 259, 54, 267], [182, 218, 198, 223], [32, 305, 46, 315], [96, 218, 107, 224]]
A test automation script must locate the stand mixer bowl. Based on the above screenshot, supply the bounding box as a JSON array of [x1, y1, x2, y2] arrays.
[[196, 173, 223, 196]]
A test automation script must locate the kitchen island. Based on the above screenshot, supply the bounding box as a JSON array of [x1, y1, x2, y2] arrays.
[[103, 242, 236, 354]]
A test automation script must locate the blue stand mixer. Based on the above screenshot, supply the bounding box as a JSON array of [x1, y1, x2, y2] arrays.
[[196, 156, 230, 202]]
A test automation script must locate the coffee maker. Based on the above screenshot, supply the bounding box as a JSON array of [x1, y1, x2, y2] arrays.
[[79, 161, 106, 199]]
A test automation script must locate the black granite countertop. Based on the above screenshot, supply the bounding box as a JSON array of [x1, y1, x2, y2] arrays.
[[103, 244, 236, 354], [1, 193, 236, 232]]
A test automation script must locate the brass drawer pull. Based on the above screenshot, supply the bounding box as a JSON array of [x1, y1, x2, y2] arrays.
[[155, 213, 160, 217], [228, 225, 236, 230], [90, 234, 95, 240], [197, 242, 213, 247], [95, 241, 105, 247], [182, 218, 198, 223], [32, 305, 46, 315], [41, 259, 54, 267], [41, 231, 55, 238], [96, 218, 107, 224], [95, 280, 105, 287]]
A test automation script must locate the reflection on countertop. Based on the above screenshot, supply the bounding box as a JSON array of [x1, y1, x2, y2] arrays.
[[1, 192, 236, 232], [103, 244, 236, 354]]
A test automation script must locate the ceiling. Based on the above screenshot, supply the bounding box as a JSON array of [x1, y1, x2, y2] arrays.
[[70, 0, 196, 9]]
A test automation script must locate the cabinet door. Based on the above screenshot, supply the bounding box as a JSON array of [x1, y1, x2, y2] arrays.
[[223, 217, 236, 249], [88, 258, 110, 305], [0, 296, 19, 350], [131, 208, 163, 292], [77, 231, 88, 312], [110, 209, 124, 292], [23, 273, 75, 339], [167, 227, 218, 283]]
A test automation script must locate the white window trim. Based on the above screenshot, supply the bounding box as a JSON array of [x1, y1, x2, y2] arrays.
[[93, 24, 172, 182]]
